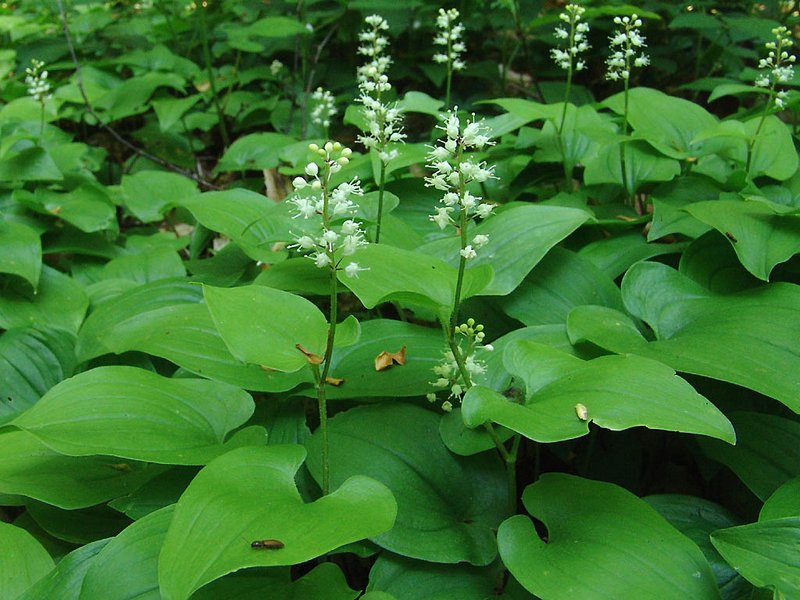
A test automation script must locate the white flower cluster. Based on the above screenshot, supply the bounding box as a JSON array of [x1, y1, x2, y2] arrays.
[[427, 319, 493, 411], [755, 26, 796, 109], [289, 142, 369, 277], [425, 110, 495, 257], [552, 4, 590, 72], [605, 14, 649, 82], [433, 8, 466, 72], [356, 14, 405, 164], [270, 59, 284, 76], [310, 87, 337, 129], [25, 59, 51, 103]]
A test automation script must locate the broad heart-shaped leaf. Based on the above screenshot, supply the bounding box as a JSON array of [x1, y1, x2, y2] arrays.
[[14, 185, 116, 233], [0, 520, 55, 600], [121, 170, 199, 223], [583, 140, 681, 192], [339, 244, 492, 316], [79, 505, 174, 600], [685, 199, 800, 281], [761, 476, 800, 521], [0, 328, 76, 426], [76, 278, 203, 362], [216, 132, 296, 172], [0, 146, 62, 182], [99, 303, 310, 393], [711, 518, 800, 597], [567, 262, 800, 413], [461, 341, 734, 444], [0, 429, 162, 509], [0, 265, 88, 335], [498, 246, 624, 326], [204, 284, 328, 373], [366, 553, 529, 600], [158, 445, 396, 600], [12, 366, 256, 465], [604, 87, 718, 159], [193, 563, 359, 600], [533, 104, 617, 173], [311, 319, 444, 400], [499, 473, 721, 600], [578, 231, 688, 279], [178, 189, 302, 262], [644, 495, 750, 598], [747, 115, 799, 180], [0, 219, 41, 289], [418, 204, 590, 296], [698, 412, 800, 501], [17, 539, 109, 600], [305, 403, 509, 566]]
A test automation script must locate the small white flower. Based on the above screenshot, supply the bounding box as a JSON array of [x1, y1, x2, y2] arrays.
[[460, 245, 477, 260], [344, 262, 369, 278], [270, 59, 284, 76], [472, 234, 489, 248], [552, 4, 590, 73], [433, 8, 466, 72], [605, 14, 648, 82]]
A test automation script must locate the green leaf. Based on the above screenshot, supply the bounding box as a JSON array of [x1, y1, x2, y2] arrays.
[[255, 258, 330, 295], [367, 554, 516, 600], [204, 284, 328, 373], [761, 477, 800, 521], [0, 266, 88, 335], [26, 501, 129, 545], [567, 262, 800, 412], [305, 403, 508, 565], [711, 518, 800, 597], [462, 341, 734, 444], [419, 205, 589, 296], [100, 248, 187, 284], [224, 16, 310, 52], [339, 244, 492, 315], [121, 171, 199, 223], [698, 412, 800, 501], [79, 506, 173, 600], [397, 91, 444, 116], [0, 429, 161, 509], [0, 520, 55, 600], [605, 88, 718, 159], [14, 185, 116, 233], [0, 146, 62, 182], [158, 445, 396, 600], [12, 366, 256, 465], [499, 247, 624, 326], [76, 278, 202, 362], [578, 231, 688, 279], [319, 319, 444, 399], [499, 473, 721, 600], [152, 95, 202, 132], [100, 303, 309, 393], [193, 563, 359, 600], [584, 141, 681, 192], [645, 495, 750, 598], [179, 189, 299, 262], [0, 328, 76, 426], [685, 199, 800, 280], [747, 116, 799, 180], [0, 220, 41, 289], [216, 132, 296, 172], [17, 540, 109, 600]]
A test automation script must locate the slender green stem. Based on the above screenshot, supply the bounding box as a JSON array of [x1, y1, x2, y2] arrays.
[[39, 102, 45, 139], [375, 161, 387, 243], [312, 363, 329, 495], [620, 77, 631, 202], [198, 5, 230, 148], [746, 86, 776, 173]]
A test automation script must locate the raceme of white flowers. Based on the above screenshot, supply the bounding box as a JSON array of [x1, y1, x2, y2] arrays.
[[425, 110, 495, 258], [755, 26, 797, 109], [605, 14, 649, 82], [25, 59, 51, 103], [427, 319, 494, 409], [269, 59, 284, 77], [552, 4, 590, 72], [310, 87, 337, 128], [356, 14, 405, 164], [289, 142, 369, 277], [433, 8, 466, 72]]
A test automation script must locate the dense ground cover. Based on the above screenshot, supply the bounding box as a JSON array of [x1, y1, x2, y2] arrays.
[[1, 0, 799, 598]]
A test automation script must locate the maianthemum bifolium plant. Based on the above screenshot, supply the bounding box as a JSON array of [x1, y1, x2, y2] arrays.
[[1, 0, 800, 599]]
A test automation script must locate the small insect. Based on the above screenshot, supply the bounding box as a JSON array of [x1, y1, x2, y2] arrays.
[[251, 539, 284, 550], [724, 231, 738, 243], [575, 403, 589, 421]]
